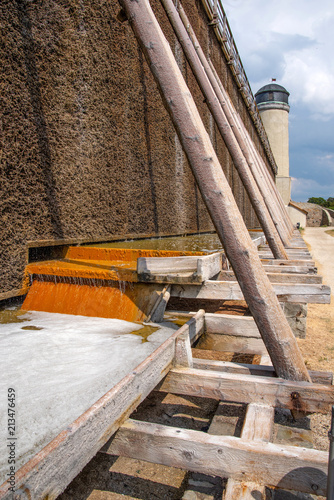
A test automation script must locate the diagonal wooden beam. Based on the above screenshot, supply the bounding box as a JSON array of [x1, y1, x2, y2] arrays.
[[118, 0, 310, 381], [177, 1, 293, 245], [160, 0, 288, 259]]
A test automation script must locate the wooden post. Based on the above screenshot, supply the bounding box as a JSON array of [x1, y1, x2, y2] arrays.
[[160, 0, 288, 260], [118, 0, 310, 382]]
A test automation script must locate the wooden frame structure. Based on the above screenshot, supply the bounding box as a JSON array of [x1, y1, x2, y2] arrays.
[[1, 310, 332, 499], [104, 311, 332, 498], [1, 0, 332, 497]]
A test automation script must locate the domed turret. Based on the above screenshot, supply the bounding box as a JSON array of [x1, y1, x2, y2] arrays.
[[255, 82, 291, 204], [255, 83, 290, 111]]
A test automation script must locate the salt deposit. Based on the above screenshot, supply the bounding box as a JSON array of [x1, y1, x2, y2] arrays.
[[0, 311, 178, 484]]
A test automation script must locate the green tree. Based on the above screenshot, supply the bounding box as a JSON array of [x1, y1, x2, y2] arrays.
[[307, 197, 327, 206], [327, 197, 334, 208]]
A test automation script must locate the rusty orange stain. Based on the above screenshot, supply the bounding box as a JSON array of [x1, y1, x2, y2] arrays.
[[22, 280, 161, 322], [22, 246, 200, 321], [65, 246, 205, 261]]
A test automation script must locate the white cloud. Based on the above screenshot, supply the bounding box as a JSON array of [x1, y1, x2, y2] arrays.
[[291, 177, 334, 201], [223, 0, 334, 118], [221, 1, 334, 199]]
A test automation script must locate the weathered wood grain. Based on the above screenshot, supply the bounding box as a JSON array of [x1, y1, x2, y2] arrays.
[[170, 281, 331, 304], [108, 419, 328, 495], [137, 252, 222, 282], [196, 252, 222, 281], [159, 368, 334, 413], [196, 333, 267, 355], [192, 359, 333, 385], [240, 404, 274, 442], [262, 265, 317, 275], [204, 313, 260, 337], [260, 259, 315, 267], [223, 404, 274, 498], [218, 270, 322, 284]]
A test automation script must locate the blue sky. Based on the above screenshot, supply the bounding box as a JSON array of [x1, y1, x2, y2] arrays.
[[223, 0, 334, 201]]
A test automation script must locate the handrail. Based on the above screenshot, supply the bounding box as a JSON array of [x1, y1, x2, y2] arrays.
[[199, 0, 277, 174]]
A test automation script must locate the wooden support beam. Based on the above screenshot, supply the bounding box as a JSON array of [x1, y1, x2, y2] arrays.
[[197, 332, 268, 355], [205, 312, 259, 336], [107, 419, 328, 495], [118, 0, 311, 381], [192, 359, 333, 386], [223, 479, 265, 499], [170, 281, 331, 304], [160, 0, 289, 259], [260, 258, 315, 267], [259, 252, 313, 260], [262, 264, 317, 275], [159, 368, 334, 413], [219, 270, 322, 284], [224, 404, 274, 498], [137, 252, 222, 282]]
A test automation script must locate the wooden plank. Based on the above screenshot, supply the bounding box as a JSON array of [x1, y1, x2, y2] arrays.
[[262, 265, 317, 275], [223, 479, 266, 499], [204, 313, 260, 337], [192, 359, 333, 385], [187, 309, 205, 344], [196, 252, 222, 281], [0, 287, 28, 301], [252, 235, 266, 248], [170, 281, 331, 304], [260, 254, 313, 261], [259, 249, 311, 256], [107, 419, 328, 495], [0, 312, 204, 499], [137, 255, 198, 274], [241, 404, 274, 442], [260, 245, 308, 252], [260, 259, 315, 267], [218, 270, 322, 284], [204, 307, 308, 341], [175, 330, 193, 368], [159, 368, 334, 413], [223, 404, 274, 498], [196, 333, 267, 355], [145, 284, 171, 323], [137, 252, 222, 279]]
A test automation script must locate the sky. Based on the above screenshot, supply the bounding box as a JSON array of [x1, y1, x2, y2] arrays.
[[222, 0, 334, 202]]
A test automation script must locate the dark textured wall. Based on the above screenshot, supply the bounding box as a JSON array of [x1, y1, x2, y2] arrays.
[[0, 0, 273, 296]]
